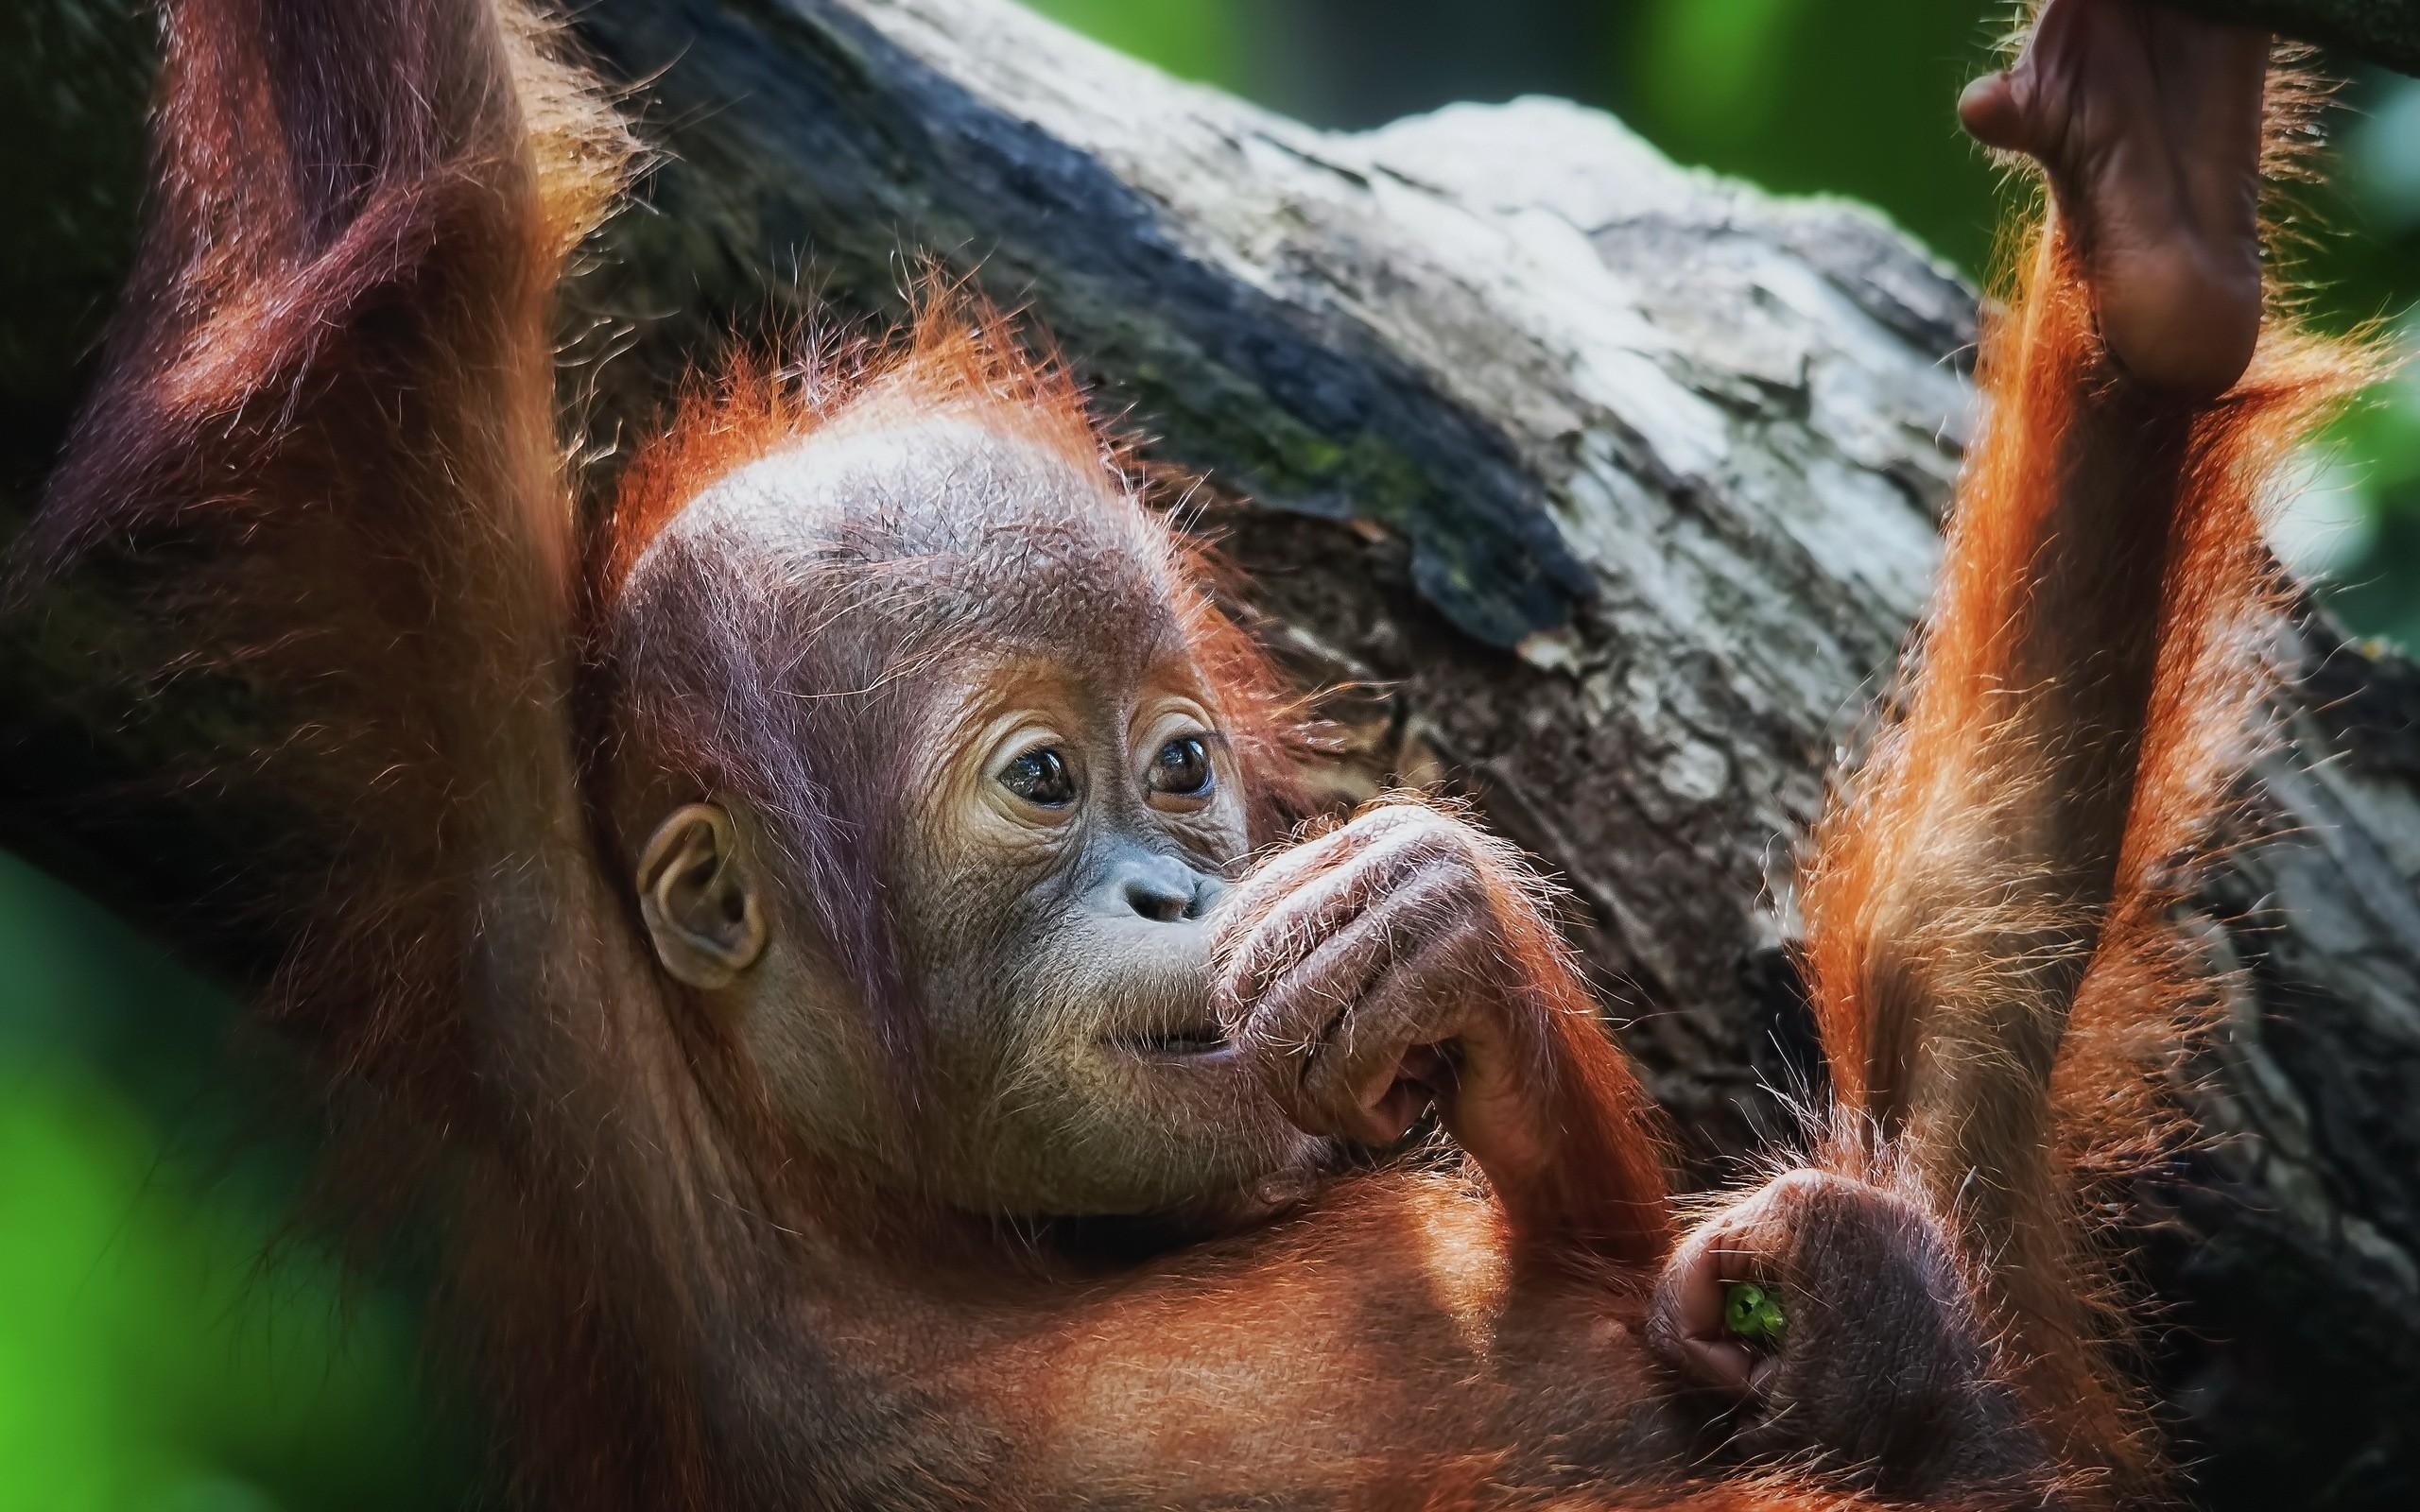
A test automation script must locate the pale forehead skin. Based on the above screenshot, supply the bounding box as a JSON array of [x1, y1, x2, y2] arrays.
[[656, 412, 1195, 688]]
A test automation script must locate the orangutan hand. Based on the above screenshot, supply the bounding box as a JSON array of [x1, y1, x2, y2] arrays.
[[1211, 800, 1564, 1184], [1648, 1170, 2055, 1500]]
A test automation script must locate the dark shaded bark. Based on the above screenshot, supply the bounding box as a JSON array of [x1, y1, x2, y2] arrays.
[[2187, 0, 2420, 74], [3, 1, 2416, 1506]]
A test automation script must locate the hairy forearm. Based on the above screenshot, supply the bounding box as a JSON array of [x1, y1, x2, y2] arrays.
[[1491, 1011, 1678, 1272], [1807, 224, 2217, 1130], [1924, 228, 2200, 986], [938, 1180, 1680, 1502]]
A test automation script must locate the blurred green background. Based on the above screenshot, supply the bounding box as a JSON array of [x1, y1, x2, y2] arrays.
[[8, 3, 2419, 1507]]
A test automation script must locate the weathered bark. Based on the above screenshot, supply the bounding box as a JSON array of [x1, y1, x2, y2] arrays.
[[2, 1, 2415, 1506], [2184, 0, 2420, 74]]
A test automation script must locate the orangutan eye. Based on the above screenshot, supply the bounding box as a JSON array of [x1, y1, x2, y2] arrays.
[[999, 747, 1078, 807], [1147, 735, 1214, 798]]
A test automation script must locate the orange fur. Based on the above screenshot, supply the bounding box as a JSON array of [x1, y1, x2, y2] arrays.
[[598, 295, 1101, 600], [1797, 43, 2379, 1495], [14, 0, 2361, 1507]]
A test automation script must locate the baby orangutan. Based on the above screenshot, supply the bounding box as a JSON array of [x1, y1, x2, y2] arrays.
[[17, 0, 2364, 1506], [599, 382, 1671, 1254]]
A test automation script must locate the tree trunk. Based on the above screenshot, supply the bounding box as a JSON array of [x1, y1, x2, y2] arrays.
[[2186, 0, 2420, 75], [3, 1, 2416, 1506]]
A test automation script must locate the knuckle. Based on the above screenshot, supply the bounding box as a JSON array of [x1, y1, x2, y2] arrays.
[[1390, 834, 1483, 900], [1756, 1170, 1874, 1240], [1697, 1211, 1781, 1272], [1353, 801, 1430, 839], [1357, 819, 1439, 879], [1413, 836, 1480, 885], [1357, 805, 1466, 868], [1398, 811, 1467, 859], [1741, 1172, 1955, 1289], [1765, 1168, 1855, 1207]]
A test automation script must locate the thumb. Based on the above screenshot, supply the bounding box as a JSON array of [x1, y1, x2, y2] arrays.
[[1958, 69, 2038, 155]]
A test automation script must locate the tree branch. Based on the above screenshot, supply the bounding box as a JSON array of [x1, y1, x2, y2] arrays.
[[2182, 0, 2420, 75]]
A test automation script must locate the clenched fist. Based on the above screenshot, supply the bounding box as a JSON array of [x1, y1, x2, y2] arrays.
[[1210, 799, 1671, 1264], [1650, 1170, 2057, 1501]]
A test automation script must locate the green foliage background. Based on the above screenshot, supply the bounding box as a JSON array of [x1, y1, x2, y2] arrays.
[[6, 3, 2416, 1507]]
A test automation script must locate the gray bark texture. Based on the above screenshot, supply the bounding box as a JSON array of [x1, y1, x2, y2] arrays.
[[3, 0, 2417, 1505]]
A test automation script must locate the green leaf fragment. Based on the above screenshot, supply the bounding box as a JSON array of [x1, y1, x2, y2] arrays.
[[1723, 1280, 1786, 1344]]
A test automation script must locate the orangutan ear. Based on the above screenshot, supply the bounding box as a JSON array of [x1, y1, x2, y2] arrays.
[[636, 802, 769, 990]]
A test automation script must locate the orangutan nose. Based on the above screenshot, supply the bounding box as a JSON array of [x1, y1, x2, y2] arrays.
[[1113, 852, 1218, 923]]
